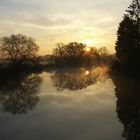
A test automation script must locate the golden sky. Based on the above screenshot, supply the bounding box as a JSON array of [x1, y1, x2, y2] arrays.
[[0, 0, 132, 55]]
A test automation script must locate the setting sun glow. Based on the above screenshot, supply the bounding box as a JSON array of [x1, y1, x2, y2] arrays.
[[82, 40, 95, 46], [85, 47, 91, 52]]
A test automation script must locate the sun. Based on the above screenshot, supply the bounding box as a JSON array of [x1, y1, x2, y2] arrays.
[[85, 47, 91, 52]]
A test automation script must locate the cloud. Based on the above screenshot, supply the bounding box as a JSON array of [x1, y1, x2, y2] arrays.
[[0, 0, 132, 54]]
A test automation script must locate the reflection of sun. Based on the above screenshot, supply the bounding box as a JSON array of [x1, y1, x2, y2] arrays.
[[85, 71, 89, 75]]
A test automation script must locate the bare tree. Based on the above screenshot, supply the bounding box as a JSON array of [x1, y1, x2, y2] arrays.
[[0, 34, 39, 65], [98, 47, 109, 56], [53, 42, 85, 57]]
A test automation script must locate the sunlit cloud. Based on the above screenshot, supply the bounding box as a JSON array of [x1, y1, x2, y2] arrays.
[[0, 0, 132, 54]]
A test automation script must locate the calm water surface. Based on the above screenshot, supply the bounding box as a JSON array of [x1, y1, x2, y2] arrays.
[[0, 66, 139, 140]]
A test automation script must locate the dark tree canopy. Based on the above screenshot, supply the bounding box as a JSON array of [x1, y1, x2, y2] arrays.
[[53, 42, 86, 66], [115, 0, 140, 68], [53, 42, 85, 57], [52, 41, 112, 67], [126, 0, 140, 21], [0, 34, 39, 65]]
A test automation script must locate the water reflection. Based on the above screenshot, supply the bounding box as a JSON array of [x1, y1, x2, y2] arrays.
[[0, 72, 42, 115], [111, 73, 140, 140], [51, 66, 109, 91]]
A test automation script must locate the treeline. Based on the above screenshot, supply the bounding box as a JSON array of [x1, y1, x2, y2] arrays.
[[0, 34, 114, 70], [53, 42, 114, 67]]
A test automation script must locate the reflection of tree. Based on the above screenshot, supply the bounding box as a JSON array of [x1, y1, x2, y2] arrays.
[[111, 73, 140, 140], [51, 67, 108, 91], [0, 72, 42, 115]]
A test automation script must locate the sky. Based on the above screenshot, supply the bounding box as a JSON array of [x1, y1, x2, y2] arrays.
[[0, 0, 132, 55]]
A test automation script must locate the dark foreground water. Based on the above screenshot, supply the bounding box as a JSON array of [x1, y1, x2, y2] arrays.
[[0, 66, 139, 140]]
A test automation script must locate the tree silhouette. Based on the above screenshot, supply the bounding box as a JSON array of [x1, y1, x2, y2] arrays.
[[53, 42, 112, 67], [115, 0, 140, 68], [0, 34, 39, 66], [53, 42, 85, 57], [53, 42, 86, 66]]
